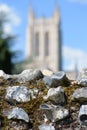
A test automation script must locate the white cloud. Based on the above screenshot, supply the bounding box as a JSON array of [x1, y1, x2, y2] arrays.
[[67, 0, 87, 4], [63, 46, 87, 70], [3, 24, 12, 34], [11, 13, 21, 26], [0, 3, 21, 34]]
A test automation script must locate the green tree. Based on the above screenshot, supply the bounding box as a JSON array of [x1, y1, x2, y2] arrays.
[[0, 11, 16, 74]]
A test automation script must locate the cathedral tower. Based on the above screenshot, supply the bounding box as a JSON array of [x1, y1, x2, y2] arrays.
[[26, 1, 62, 71]]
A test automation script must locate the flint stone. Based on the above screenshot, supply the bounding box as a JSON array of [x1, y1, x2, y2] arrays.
[[72, 87, 87, 102], [44, 86, 66, 104], [40, 104, 69, 122], [77, 69, 87, 86], [14, 69, 43, 83], [0, 70, 10, 79], [5, 86, 33, 102], [78, 105, 87, 126], [41, 69, 54, 76], [39, 123, 55, 130], [40, 104, 53, 121], [52, 106, 69, 122], [0, 70, 5, 77], [43, 77, 54, 87], [3, 107, 29, 122], [43, 71, 68, 87]]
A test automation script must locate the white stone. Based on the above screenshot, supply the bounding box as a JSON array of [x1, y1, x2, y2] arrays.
[[0, 70, 10, 79], [0, 70, 5, 77], [40, 104, 69, 122], [72, 87, 87, 102], [39, 123, 55, 130], [3, 107, 29, 122], [78, 105, 87, 126], [5, 86, 33, 102], [15, 69, 43, 83], [52, 106, 69, 122], [77, 69, 87, 86], [53, 71, 66, 80], [41, 69, 53, 76], [43, 71, 68, 87]]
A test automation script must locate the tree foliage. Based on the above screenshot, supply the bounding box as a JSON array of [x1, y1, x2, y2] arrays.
[[0, 11, 15, 74]]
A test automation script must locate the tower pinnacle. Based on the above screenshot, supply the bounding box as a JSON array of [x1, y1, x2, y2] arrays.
[[29, 0, 35, 23], [53, 0, 60, 23]]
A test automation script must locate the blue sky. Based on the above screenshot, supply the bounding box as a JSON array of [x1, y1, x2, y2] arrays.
[[1, 0, 87, 70]]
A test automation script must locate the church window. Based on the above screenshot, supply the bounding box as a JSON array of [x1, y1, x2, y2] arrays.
[[45, 32, 49, 56], [35, 32, 39, 56]]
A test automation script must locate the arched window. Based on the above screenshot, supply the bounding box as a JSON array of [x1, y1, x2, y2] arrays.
[[35, 32, 39, 56], [45, 32, 49, 56]]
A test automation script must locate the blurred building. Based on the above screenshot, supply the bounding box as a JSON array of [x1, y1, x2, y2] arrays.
[[14, 2, 78, 80], [26, 3, 62, 72]]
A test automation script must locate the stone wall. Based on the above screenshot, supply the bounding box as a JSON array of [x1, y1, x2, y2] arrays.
[[0, 69, 87, 130]]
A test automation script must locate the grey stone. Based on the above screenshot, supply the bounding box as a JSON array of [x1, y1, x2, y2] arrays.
[[54, 71, 66, 79], [44, 86, 66, 104], [77, 69, 87, 86], [43, 76, 54, 87], [40, 104, 69, 122], [3, 107, 29, 122], [15, 69, 43, 83], [5, 86, 33, 102], [40, 104, 53, 121], [43, 71, 68, 87], [78, 105, 87, 126], [72, 87, 87, 102], [39, 123, 55, 130]]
